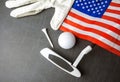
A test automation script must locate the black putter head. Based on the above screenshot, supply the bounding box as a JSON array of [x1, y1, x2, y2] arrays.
[[40, 48, 81, 77]]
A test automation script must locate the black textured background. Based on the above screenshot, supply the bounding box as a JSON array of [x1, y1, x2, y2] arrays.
[[0, 0, 120, 82]]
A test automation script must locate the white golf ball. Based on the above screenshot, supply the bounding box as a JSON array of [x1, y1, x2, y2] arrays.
[[58, 32, 76, 49]]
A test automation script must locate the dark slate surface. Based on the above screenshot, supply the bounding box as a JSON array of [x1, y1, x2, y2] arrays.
[[0, 0, 120, 82]]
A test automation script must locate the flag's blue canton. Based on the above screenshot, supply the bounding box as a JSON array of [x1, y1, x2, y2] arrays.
[[72, 0, 112, 18]]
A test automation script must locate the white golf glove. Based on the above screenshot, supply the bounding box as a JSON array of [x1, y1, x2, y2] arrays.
[[5, 0, 74, 30]]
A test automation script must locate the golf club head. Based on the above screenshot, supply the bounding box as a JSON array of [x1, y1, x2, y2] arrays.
[[40, 48, 81, 77]]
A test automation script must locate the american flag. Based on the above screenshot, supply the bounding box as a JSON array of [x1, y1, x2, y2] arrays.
[[60, 0, 120, 56]]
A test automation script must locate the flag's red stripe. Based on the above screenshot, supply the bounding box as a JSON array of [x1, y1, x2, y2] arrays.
[[110, 2, 120, 7], [102, 15, 120, 24], [63, 18, 120, 45], [106, 9, 120, 15], [69, 11, 120, 35], [60, 26, 120, 56], [103, 9, 120, 24]]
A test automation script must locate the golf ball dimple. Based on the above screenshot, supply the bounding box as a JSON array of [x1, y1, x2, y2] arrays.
[[58, 32, 76, 49]]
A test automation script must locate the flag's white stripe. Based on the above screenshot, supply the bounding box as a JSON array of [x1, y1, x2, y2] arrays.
[[108, 6, 120, 11], [67, 15, 120, 40], [71, 8, 120, 30], [62, 23, 120, 51], [111, 0, 120, 5], [104, 12, 120, 19]]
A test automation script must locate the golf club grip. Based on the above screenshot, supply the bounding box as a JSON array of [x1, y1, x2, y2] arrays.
[[73, 45, 94, 67]]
